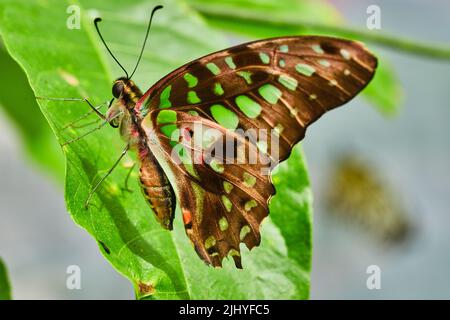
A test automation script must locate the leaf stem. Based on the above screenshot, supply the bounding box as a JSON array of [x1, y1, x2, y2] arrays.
[[299, 22, 450, 60], [193, 6, 450, 60]]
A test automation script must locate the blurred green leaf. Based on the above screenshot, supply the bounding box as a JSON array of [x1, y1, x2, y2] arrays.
[[186, 0, 404, 116], [363, 58, 403, 117], [0, 257, 12, 300], [0, 44, 64, 181], [0, 0, 312, 299], [186, 0, 342, 39]]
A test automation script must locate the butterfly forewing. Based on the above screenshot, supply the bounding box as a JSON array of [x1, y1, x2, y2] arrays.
[[137, 36, 377, 268]]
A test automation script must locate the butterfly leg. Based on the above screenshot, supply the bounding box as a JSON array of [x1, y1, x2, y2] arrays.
[[85, 143, 130, 209], [121, 162, 137, 193], [61, 120, 109, 146], [60, 101, 109, 131], [65, 118, 102, 130], [36, 96, 110, 121]]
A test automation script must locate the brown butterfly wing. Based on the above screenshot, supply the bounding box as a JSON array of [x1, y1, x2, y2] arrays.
[[138, 36, 377, 267], [142, 111, 274, 267]]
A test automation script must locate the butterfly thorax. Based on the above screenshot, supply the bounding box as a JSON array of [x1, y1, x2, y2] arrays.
[[116, 77, 143, 110]]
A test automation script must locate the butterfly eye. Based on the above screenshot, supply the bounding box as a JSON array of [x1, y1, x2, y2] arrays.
[[112, 81, 124, 98], [109, 117, 120, 128]]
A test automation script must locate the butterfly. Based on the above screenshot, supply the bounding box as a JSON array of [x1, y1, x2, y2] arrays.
[[57, 6, 377, 269]]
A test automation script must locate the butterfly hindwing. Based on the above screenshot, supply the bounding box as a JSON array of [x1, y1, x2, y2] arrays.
[[137, 36, 377, 267], [142, 110, 274, 267]]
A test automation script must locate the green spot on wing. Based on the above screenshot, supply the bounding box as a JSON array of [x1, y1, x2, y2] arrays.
[[237, 71, 253, 84], [223, 181, 233, 193], [210, 104, 239, 130], [296, 64, 315, 77], [228, 249, 240, 257], [190, 182, 205, 224], [219, 217, 229, 231], [258, 84, 281, 104], [161, 124, 178, 139], [259, 52, 270, 64], [156, 110, 177, 124], [274, 123, 284, 135], [187, 91, 201, 104], [209, 158, 224, 173], [184, 73, 198, 88], [206, 62, 221, 75], [244, 200, 257, 212], [213, 82, 224, 96], [278, 75, 298, 91], [159, 85, 172, 109], [312, 44, 324, 54], [340, 49, 351, 60], [240, 225, 251, 240], [279, 45, 289, 53], [221, 195, 233, 212], [173, 144, 199, 179], [225, 56, 236, 69], [205, 236, 216, 249], [319, 59, 330, 67], [235, 95, 262, 119], [243, 172, 257, 187]]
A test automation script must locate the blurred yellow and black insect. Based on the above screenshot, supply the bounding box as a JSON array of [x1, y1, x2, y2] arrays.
[[324, 155, 413, 244]]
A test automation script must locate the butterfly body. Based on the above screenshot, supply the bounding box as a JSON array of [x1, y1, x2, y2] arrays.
[[108, 77, 176, 230], [105, 36, 377, 268]]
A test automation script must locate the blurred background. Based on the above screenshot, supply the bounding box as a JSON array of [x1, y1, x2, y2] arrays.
[[0, 0, 449, 299]]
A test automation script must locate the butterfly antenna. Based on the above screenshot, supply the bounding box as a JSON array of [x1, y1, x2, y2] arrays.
[[94, 17, 129, 78], [129, 5, 163, 79]]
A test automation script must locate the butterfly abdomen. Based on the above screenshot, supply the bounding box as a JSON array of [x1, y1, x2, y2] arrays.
[[139, 148, 176, 230]]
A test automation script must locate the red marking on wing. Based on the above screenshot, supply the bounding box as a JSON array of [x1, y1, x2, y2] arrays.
[[182, 209, 192, 225]]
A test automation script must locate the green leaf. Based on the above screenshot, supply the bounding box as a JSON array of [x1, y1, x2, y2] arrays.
[[0, 0, 312, 299], [0, 257, 12, 300], [186, 0, 404, 116], [186, 0, 342, 39], [362, 58, 404, 117], [0, 44, 64, 181]]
